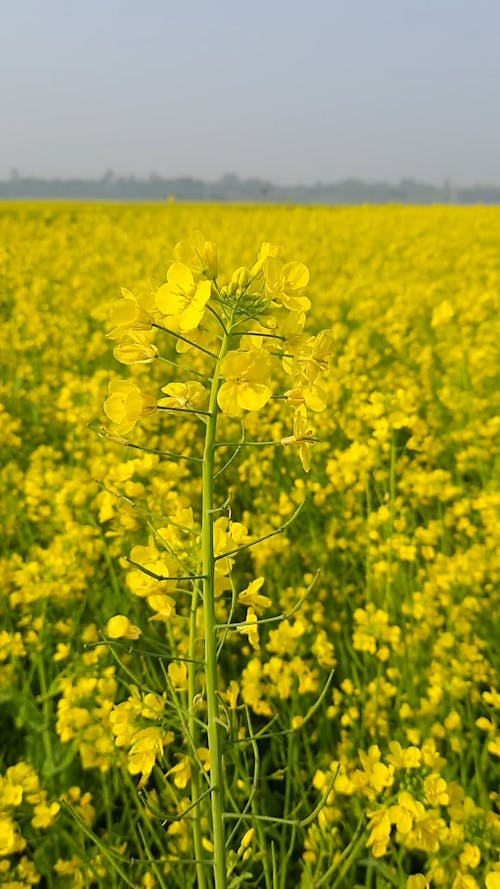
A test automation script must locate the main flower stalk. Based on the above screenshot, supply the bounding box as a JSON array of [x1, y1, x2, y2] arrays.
[[202, 330, 230, 889]]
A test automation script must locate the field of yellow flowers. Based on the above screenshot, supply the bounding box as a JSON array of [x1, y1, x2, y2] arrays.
[[1, 202, 499, 889]]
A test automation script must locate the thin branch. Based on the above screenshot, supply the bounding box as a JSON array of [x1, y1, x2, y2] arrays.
[[214, 439, 281, 449], [94, 425, 203, 462], [157, 354, 212, 381], [162, 787, 214, 825], [125, 557, 206, 583], [153, 322, 218, 359], [213, 444, 242, 479], [206, 304, 229, 335], [157, 405, 211, 418], [228, 330, 285, 341], [214, 498, 307, 561]]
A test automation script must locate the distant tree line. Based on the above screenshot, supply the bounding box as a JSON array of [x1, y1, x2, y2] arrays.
[[2, 171, 500, 204]]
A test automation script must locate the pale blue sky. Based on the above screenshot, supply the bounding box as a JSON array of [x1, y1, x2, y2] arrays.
[[2, 0, 500, 184]]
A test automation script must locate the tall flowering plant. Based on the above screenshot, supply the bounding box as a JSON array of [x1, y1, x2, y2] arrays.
[[102, 233, 332, 888]]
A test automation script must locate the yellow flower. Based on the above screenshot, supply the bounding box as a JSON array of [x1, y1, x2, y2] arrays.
[[352, 746, 394, 798], [31, 801, 61, 828], [174, 231, 218, 279], [285, 383, 327, 412], [407, 877, 430, 889], [107, 288, 153, 338], [238, 577, 271, 615], [366, 806, 392, 857], [387, 741, 421, 769], [238, 827, 255, 855], [147, 594, 176, 621], [250, 241, 283, 276], [197, 747, 210, 773], [218, 349, 273, 417], [167, 756, 191, 789], [237, 607, 260, 650], [128, 727, 172, 786], [103, 380, 156, 435], [0, 817, 16, 856], [451, 874, 479, 889], [53, 642, 71, 662], [406, 808, 446, 853], [459, 843, 481, 869], [106, 614, 142, 640], [281, 405, 315, 472], [221, 680, 240, 710], [424, 773, 449, 807], [389, 790, 423, 834], [158, 380, 207, 410], [167, 661, 188, 690], [113, 332, 159, 364], [155, 262, 212, 332], [264, 257, 311, 312], [283, 329, 332, 383]]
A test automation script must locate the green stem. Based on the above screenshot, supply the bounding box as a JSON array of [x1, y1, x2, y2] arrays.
[[188, 581, 208, 889], [202, 330, 230, 889]]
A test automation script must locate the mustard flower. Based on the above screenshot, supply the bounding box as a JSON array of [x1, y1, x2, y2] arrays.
[[31, 801, 60, 828], [366, 806, 392, 857], [238, 577, 271, 615], [250, 240, 283, 276], [167, 756, 192, 790], [263, 257, 311, 312], [406, 877, 430, 889], [157, 380, 207, 410], [107, 288, 154, 338], [155, 262, 212, 332], [237, 607, 260, 650], [424, 773, 449, 807], [281, 405, 315, 472], [103, 380, 156, 435], [174, 230, 218, 279], [113, 332, 159, 364], [105, 614, 142, 640], [218, 349, 273, 417]]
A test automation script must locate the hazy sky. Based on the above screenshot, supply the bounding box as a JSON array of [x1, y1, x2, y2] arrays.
[[2, 0, 500, 185]]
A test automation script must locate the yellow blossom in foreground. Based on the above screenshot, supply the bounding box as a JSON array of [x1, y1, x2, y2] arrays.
[[155, 262, 212, 332], [387, 741, 421, 769], [105, 614, 142, 640], [281, 404, 315, 471], [158, 380, 207, 409], [238, 577, 271, 615], [237, 607, 260, 650], [167, 756, 191, 790], [218, 349, 273, 417], [459, 843, 481, 868], [167, 661, 188, 690], [128, 726, 174, 786], [424, 773, 449, 807], [407, 876, 430, 889], [174, 230, 218, 279], [107, 289, 153, 338], [451, 874, 479, 889], [103, 380, 156, 435], [31, 801, 60, 828], [113, 333, 159, 364], [0, 817, 16, 856], [264, 257, 311, 312]]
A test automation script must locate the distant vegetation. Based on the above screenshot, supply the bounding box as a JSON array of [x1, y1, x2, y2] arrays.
[[2, 170, 500, 203]]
